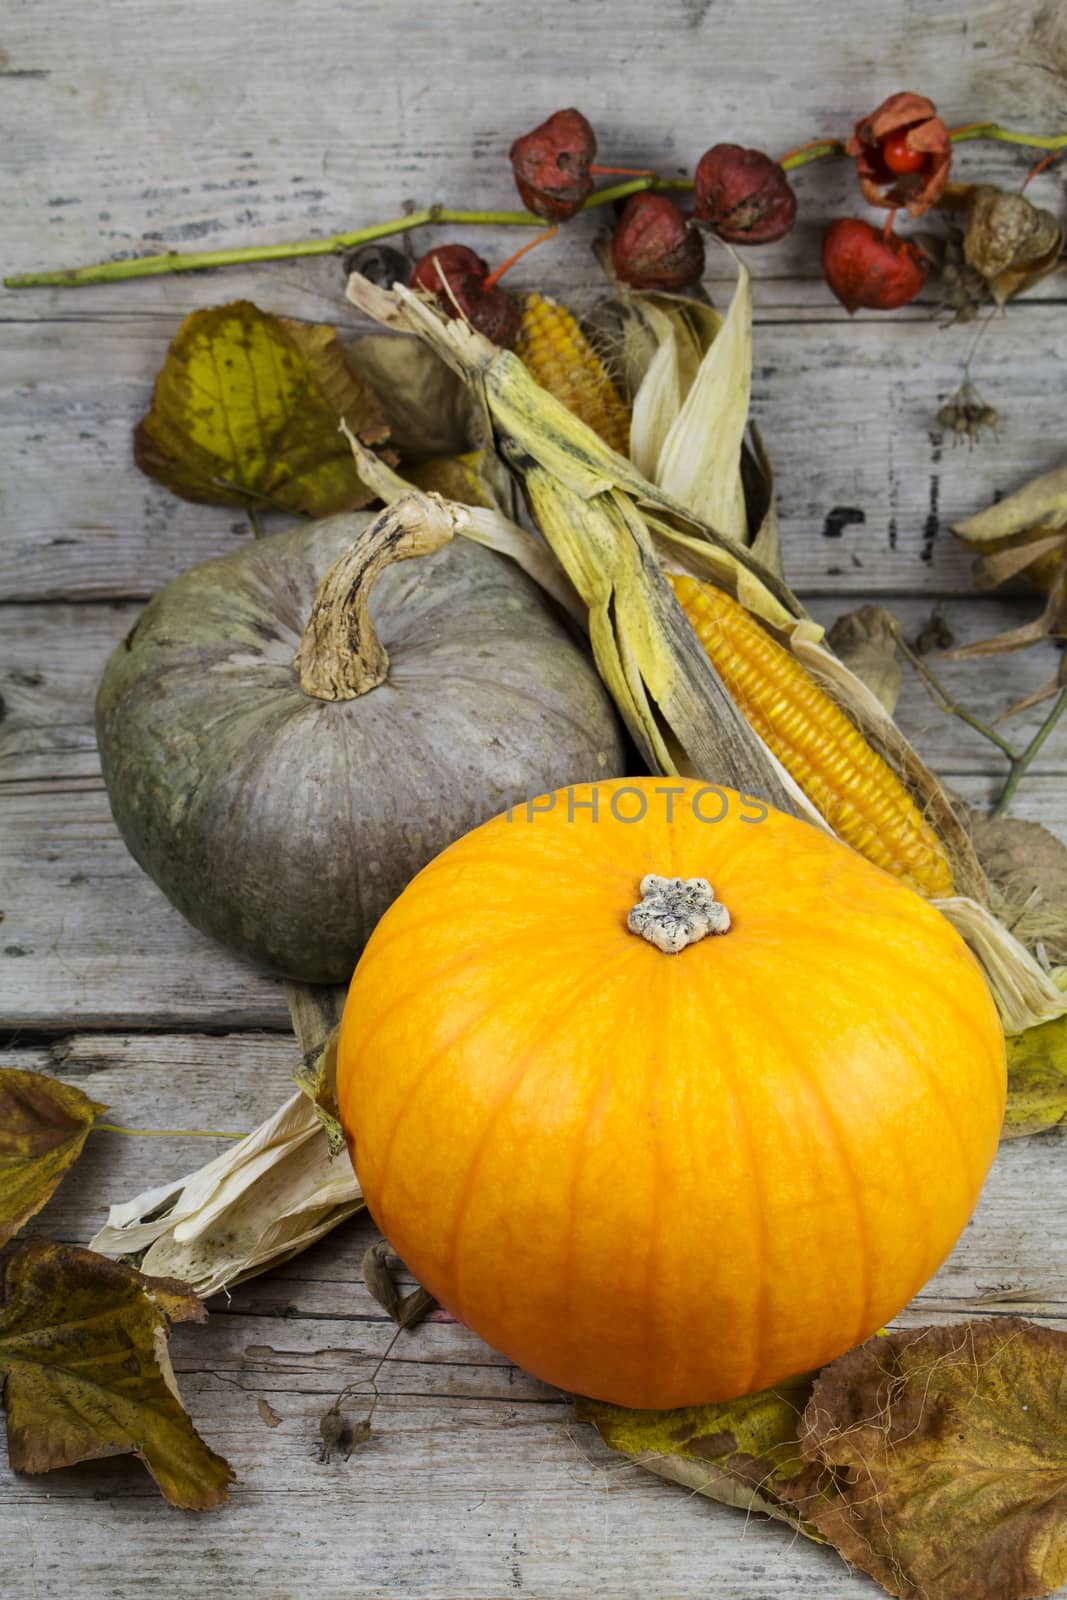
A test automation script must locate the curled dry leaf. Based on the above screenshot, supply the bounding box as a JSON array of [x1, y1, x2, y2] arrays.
[[0, 1240, 234, 1509], [575, 1374, 820, 1535], [782, 1320, 1067, 1600], [362, 1241, 436, 1330], [826, 605, 903, 715], [952, 464, 1067, 658], [960, 184, 1064, 306], [0, 1068, 104, 1245], [1002, 1014, 1067, 1139], [134, 301, 389, 517]]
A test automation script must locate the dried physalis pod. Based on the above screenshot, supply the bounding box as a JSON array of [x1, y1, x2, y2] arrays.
[[962, 184, 1064, 306], [510, 108, 597, 220], [822, 219, 928, 312], [694, 144, 797, 244], [410, 243, 489, 317], [610, 193, 705, 291], [410, 244, 521, 348], [846, 91, 951, 217]]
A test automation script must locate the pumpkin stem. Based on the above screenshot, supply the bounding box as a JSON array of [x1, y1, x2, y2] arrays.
[[295, 493, 463, 700], [627, 874, 730, 953]]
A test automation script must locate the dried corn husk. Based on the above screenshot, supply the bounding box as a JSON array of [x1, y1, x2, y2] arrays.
[[91, 986, 361, 1298], [590, 274, 781, 573], [631, 261, 751, 545], [345, 271, 1067, 1032]]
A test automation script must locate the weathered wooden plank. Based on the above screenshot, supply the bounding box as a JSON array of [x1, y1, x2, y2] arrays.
[[1, 1034, 1063, 1598], [4, 595, 1065, 786], [0, 784, 289, 1030], [2, 0, 1063, 312], [2, 310, 1065, 603]]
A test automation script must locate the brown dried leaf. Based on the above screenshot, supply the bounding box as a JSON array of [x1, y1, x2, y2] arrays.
[[0, 1068, 105, 1245], [956, 465, 1067, 550], [346, 332, 479, 457], [135, 301, 389, 516], [826, 605, 903, 714], [782, 1320, 1067, 1600], [0, 1240, 234, 1509], [404, 451, 498, 510], [969, 811, 1067, 967], [947, 564, 1067, 658], [362, 1240, 402, 1321]]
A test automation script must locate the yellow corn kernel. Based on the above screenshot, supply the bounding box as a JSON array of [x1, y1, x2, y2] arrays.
[[670, 574, 954, 897], [515, 293, 630, 457]]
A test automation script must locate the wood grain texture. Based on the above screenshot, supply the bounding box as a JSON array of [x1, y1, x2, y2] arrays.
[[3, 0, 1067, 1593], [3, 311, 1067, 602]]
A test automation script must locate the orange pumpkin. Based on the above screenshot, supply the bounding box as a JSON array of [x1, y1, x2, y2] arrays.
[[336, 779, 1005, 1408]]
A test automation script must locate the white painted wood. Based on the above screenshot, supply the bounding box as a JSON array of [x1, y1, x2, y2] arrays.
[[3, 0, 1067, 1592], [3, 311, 1066, 603]]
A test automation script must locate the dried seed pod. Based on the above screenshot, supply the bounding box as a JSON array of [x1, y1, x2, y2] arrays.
[[410, 244, 520, 347], [610, 193, 705, 291], [846, 91, 951, 217], [509, 108, 596, 221], [962, 184, 1064, 306], [822, 218, 928, 313], [410, 243, 488, 319], [465, 285, 522, 348], [694, 144, 797, 244]]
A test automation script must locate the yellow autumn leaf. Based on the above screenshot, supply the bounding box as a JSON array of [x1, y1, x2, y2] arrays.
[[0, 1240, 234, 1509], [575, 1372, 819, 1534], [1003, 1013, 1067, 1138], [134, 300, 389, 517], [0, 1067, 105, 1245]]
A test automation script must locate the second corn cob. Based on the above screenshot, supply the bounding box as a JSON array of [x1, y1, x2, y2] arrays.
[[670, 573, 954, 897], [515, 292, 631, 457]]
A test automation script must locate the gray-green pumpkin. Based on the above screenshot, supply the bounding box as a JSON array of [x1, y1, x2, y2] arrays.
[[96, 499, 625, 981]]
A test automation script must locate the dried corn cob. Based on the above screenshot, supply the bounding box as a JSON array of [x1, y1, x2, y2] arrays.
[[670, 573, 954, 896], [516, 292, 630, 456]]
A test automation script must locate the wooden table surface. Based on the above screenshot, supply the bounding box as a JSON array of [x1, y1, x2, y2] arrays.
[[2, 2, 1066, 1595]]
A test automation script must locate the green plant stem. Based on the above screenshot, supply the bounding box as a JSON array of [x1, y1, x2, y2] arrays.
[[2, 204, 544, 289], [5, 124, 1065, 291], [893, 627, 1020, 761], [948, 122, 1067, 151], [94, 1122, 244, 1139], [993, 688, 1067, 818], [779, 139, 847, 170]]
